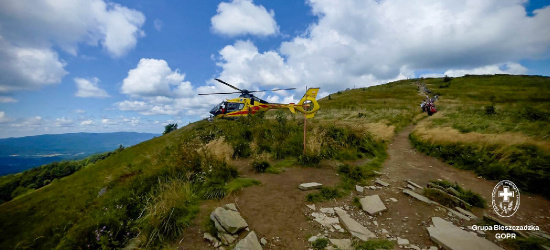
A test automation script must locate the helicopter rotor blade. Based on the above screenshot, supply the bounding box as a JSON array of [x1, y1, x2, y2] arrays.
[[198, 91, 242, 95], [215, 78, 242, 91], [247, 88, 296, 93]]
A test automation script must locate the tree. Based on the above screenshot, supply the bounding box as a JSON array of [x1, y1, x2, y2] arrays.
[[163, 123, 178, 135]]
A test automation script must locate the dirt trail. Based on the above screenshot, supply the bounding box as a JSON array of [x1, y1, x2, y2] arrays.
[[380, 126, 550, 231], [179, 125, 550, 249]]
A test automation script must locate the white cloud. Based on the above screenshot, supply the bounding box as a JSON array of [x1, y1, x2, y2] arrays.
[[0, 0, 145, 95], [75, 109, 86, 114], [121, 58, 193, 98], [422, 62, 529, 78], [10, 116, 44, 128], [0, 96, 17, 103], [0, 111, 12, 123], [75, 77, 110, 98], [0, 37, 68, 93], [80, 120, 94, 126], [214, 0, 550, 94], [55, 117, 74, 127], [211, 0, 279, 37]]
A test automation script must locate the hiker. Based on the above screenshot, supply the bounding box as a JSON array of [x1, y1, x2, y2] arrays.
[[420, 101, 426, 112]]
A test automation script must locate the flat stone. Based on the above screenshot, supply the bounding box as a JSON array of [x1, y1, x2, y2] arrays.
[[329, 239, 353, 250], [407, 184, 416, 190], [212, 207, 248, 234], [428, 246, 438, 250], [397, 237, 409, 245], [375, 179, 390, 187], [333, 224, 345, 232], [403, 189, 437, 205], [218, 232, 237, 245], [454, 207, 478, 220], [447, 208, 471, 221], [427, 217, 503, 250], [369, 186, 376, 190], [225, 203, 238, 212], [260, 237, 267, 245], [407, 180, 423, 189], [210, 212, 227, 233], [356, 185, 365, 193], [320, 207, 335, 215], [306, 204, 316, 210], [389, 198, 398, 202], [234, 231, 262, 250], [409, 245, 421, 250], [308, 236, 318, 242], [334, 208, 376, 241], [381, 229, 389, 234], [312, 212, 339, 227], [299, 182, 323, 190], [360, 195, 387, 215]]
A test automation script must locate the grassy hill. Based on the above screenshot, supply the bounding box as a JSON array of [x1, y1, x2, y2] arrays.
[[0, 75, 547, 249]]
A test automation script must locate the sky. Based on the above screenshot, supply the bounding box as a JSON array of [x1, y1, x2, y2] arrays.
[[0, 0, 549, 138]]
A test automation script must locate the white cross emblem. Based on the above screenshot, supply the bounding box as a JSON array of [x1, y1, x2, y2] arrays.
[[499, 186, 514, 202]]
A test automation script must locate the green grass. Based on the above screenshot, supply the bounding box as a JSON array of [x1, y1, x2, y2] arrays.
[[354, 239, 394, 250], [306, 187, 344, 202], [312, 238, 329, 250], [226, 178, 261, 194], [428, 180, 486, 208]]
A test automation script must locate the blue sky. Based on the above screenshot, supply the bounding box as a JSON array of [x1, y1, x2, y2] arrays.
[[0, 0, 549, 138]]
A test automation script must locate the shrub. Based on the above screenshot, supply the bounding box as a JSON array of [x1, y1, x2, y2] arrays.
[[306, 187, 343, 202], [520, 106, 548, 121], [484, 105, 496, 114], [163, 123, 178, 135], [312, 238, 329, 250], [252, 161, 270, 173], [232, 140, 252, 158], [297, 152, 322, 167]]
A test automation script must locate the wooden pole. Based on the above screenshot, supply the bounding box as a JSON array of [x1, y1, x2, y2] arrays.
[[303, 85, 308, 155]]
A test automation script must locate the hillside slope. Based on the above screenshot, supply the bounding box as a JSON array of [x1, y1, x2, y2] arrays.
[[0, 75, 548, 249]]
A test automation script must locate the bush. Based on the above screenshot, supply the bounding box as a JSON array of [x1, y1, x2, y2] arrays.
[[252, 161, 270, 173], [312, 238, 329, 250], [520, 106, 548, 121], [232, 140, 252, 158], [163, 123, 178, 135], [297, 152, 322, 167], [484, 105, 496, 114], [306, 187, 343, 202]]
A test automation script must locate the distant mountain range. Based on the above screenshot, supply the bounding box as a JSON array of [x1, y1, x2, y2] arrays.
[[0, 132, 159, 176]]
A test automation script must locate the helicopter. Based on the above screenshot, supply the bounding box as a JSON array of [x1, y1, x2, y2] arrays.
[[199, 79, 320, 119]]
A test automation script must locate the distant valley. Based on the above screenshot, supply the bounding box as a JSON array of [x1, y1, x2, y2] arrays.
[[0, 132, 159, 176]]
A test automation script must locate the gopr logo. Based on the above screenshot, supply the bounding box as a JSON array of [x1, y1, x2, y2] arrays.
[[492, 180, 520, 217]]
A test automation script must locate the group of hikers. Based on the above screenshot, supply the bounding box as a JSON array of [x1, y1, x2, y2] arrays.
[[421, 95, 438, 116]]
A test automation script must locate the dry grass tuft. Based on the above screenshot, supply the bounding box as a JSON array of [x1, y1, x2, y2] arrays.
[[414, 120, 550, 153], [202, 137, 233, 161]]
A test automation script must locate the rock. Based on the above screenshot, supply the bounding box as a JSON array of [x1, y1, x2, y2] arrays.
[[356, 185, 365, 193], [329, 239, 353, 250], [427, 217, 503, 250], [333, 224, 345, 233], [211, 212, 227, 233], [234, 231, 262, 250], [299, 182, 323, 190], [306, 204, 316, 210], [320, 207, 335, 215], [225, 203, 238, 212], [212, 207, 248, 234], [312, 212, 339, 227], [308, 236, 318, 242], [403, 189, 438, 205], [446, 187, 461, 196], [260, 237, 267, 245], [375, 179, 390, 187], [98, 187, 107, 197], [204, 232, 216, 243], [397, 237, 409, 245], [334, 207, 376, 241], [381, 228, 389, 234], [454, 207, 478, 220], [218, 232, 237, 245], [389, 198, 398, 202], [409, 245, 421, 250], [447, 208, 471, 221], [369, 186, 376, 190], [407, 184, 416, 190], [360, 195, 387, 215], [428, 246, 438, 250], [407, 180, 423, 189]]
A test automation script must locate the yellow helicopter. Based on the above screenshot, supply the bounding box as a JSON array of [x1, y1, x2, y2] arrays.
[[199, 79, 320, 119]]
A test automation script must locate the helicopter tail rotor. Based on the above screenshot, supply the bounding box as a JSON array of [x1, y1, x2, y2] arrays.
[[293, 88, 320, 118]]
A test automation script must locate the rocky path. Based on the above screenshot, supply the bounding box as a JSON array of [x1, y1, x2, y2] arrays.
[[179, 125, 550, 249]]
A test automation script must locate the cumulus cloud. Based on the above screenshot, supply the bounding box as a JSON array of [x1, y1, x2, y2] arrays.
[[0, 0, 145, 95], [0, 111, 12, 123], [75, 109, 86, 114], [75, 77, 110, 98], [214, 0, 550, 93], [211, 0, 279, 36], [54, 117, 74, 127], [422, 62, 528, 78], [121, 58, 193, 97], [80, 120, 94, 126]]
